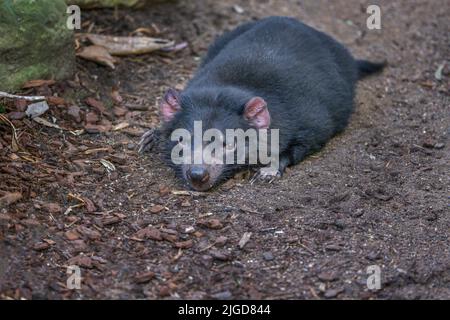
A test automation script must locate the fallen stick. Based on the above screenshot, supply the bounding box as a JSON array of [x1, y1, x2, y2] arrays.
[[84, 33, 175, 56], [0, 91, 46, 102]]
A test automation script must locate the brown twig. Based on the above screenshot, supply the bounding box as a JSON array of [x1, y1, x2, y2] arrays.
[[0, 114, 20, 151]]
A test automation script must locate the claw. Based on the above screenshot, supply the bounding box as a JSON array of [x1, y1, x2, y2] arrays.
[[138, 128, 159, 154], [250, 166, 282, 185]]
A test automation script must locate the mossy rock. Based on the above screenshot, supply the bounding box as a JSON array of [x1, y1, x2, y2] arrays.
[[0, 0, 75, 92], [66, 0, 168, 9]]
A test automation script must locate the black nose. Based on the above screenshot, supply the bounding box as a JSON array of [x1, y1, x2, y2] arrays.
[[187, 166, 209, 184]]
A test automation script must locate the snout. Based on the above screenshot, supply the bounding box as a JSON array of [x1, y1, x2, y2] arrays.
[[186, 166, 211, 191], [187, 166, 210, 183]]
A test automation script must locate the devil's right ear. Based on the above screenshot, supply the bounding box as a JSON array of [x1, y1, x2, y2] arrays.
[[160, 88, 181, 122]]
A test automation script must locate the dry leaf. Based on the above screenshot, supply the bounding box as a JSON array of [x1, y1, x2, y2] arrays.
[[47, 96, 66, 106], [86, 34, 174, 56], [150, 205, 165, 214], [134, 271, 155, 284], [22, 79, 55, 89], [77, 45, 116, 69], [112, 122, 129, 131], [85, 97, 107, 114]]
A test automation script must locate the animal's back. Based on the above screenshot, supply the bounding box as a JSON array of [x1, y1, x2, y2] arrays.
[[189, 16, 358, 132]]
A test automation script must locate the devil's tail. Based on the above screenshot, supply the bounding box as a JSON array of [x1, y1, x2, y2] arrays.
[[357, 59, 387, 80]]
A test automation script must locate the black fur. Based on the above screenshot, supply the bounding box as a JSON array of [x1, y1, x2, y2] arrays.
[[151, 16, 385, 189], [357, 59, 387, 79]]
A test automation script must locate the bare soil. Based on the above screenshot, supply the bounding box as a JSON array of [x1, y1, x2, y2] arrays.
[[0, 0, 449, 299]]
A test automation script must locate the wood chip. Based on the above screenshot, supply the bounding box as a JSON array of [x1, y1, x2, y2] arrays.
[[77, 226, 101, 240], [238, 232, 252, 249], [197, 218, 223, 229], [65, 230, 81, 241], [33, 242, 50, 251], [134, 271, 155, 284], [150, 205, 165, 214], [42, 202, 62, 214], [68, 254, 93, 268], [174, 239, 193, 249], [134, 226, 162, 241], [99, 216, 122, 226], [0, 192, 22, 207]]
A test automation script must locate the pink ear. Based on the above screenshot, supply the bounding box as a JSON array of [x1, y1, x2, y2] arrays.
[[243, 97, 270, 129], [160, 88, 181, 122]]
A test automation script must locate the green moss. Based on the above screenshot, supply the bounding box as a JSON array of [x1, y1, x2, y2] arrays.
[[67, 0, 144, 8], [0, 0, 75, 91], [0, 104, 6, 114], [0, 64, 58, 90]]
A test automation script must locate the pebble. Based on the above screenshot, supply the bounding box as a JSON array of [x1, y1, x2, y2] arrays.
[[324, 288, 343, 298], [263, 252, 274, 261], [211, 290, 232, 300], [215, 236, 228, 246], [67, 105, 81, 123], [210, 249, 230, 261], [200, 255, 213, 268], [318, 271, 338, 282], [7, 112, 26, 120]]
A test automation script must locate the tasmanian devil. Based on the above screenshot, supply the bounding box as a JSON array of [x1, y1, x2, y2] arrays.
[[139, 16, 385, 191]]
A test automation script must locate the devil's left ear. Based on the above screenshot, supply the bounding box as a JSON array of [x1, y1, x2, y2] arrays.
[[160, 88, 181, 123], [243, 97, 270, 129]]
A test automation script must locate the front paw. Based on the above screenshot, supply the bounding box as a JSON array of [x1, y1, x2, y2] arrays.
[[250, 166, 282, 184], [138, 128, 160, 154]]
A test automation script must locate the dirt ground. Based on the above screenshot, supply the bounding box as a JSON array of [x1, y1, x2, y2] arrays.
[[0, 0, 449, 300]]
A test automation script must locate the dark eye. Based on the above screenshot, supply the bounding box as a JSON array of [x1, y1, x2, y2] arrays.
[[178, 136, 184, 143]]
